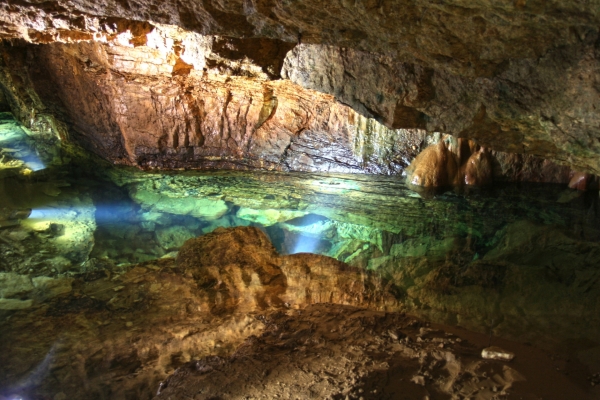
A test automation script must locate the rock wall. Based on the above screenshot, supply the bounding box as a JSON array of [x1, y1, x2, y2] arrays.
[[283, 42, 600, 174], [0, 33, 424, 173], [0, 1, 599, 174]]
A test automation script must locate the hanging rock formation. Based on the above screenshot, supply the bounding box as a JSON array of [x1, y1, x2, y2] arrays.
[[406, 135, 548, 187], [406, 140, 460, 187], [0, 1, 598, 175]]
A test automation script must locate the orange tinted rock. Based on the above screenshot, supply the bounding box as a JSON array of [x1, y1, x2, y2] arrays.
[[464, 148, 493, 186], [177, 227, 400, 313], [568, 172, 596, 191], [405, 141, 459, 187]]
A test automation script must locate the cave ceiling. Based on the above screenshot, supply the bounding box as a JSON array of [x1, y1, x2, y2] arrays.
[[0, 0, 599, 173]]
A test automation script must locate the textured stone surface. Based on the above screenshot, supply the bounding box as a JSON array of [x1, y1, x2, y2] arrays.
[[1, 226, 598, 399], [283, 42, 600, 174], [0, 227, 399, 399], [0, 1, 599, 173], [0, 2, 599, 174], [0, 36, 425, 174], [154, 304, 586, 400], [177, 226, 399, 312]]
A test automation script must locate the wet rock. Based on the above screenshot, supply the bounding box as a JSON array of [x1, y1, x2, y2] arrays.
[[31, 276, 73, 300], [152, 304, 550, 400], [177, 227, 399, 313], [390, 220, 600, 346], [406, 141, 459, 187], [0, 39, 424, 174], [390, 237, 464, 260], [482, 346, 515, 361], [568, 172, 597, 191], [407, 135, 554, 187], [131, 189, 229, 220], [464, 148, 493, 186], [155, 226, 196, 251], [236, 207, 306, 226]]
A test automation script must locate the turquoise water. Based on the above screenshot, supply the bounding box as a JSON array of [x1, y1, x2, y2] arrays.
[[1, 109, 600, 400], [0, 110, 598, 277]]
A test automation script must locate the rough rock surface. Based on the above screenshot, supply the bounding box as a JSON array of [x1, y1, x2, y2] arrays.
[[284, 41, 600, 174], [155, 304, 595, 400], [0, 1, 599, 173], [376, 220, 600, 347], [0, 227, 399, 399], [177, 227, 399, 312], [0, 36, 425, 174], [0, 228, 597, 400]]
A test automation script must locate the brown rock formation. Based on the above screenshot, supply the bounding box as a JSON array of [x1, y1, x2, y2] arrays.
[[283, 42, 600, 174], [405, 140, 459, 187], [0, 35, 424, 173], [0, 227, 399, 399], [464, 148, 493, 186], [0, 2, 599, 174], [406, 137, 499, 187], [177, 226, 399, 312], [568, 171, 598, 191], [153, 304, 595, 400]]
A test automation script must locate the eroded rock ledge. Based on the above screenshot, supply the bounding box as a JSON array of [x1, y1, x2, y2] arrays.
[[0, 2, 599, 175], [0, 34, 425, 174]]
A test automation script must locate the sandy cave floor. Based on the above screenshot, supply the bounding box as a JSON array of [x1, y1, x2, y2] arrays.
[[154, 304, 599, 400]]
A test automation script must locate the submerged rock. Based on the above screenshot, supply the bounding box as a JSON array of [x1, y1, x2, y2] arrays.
[[177, 226, 399, 313], [236, 207, 306, 226], [131, 189, 230, 220], [155, 226, 196, 251]]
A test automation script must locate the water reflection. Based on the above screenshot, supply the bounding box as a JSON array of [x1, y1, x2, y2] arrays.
[[0, 114, 47, 173], [1, 165, 599, 271]]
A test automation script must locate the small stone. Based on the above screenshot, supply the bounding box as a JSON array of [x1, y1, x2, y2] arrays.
[[482, 346, 515, 361], [126, 321, 133, 327], [411, 375, 425, 386]]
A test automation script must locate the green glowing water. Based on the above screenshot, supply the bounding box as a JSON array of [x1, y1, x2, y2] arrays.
[[2, 113, 600, 344], [0, 110, 598, 274]]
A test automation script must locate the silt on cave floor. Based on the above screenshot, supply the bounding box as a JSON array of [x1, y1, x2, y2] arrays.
[[0, 222, 599, 399]]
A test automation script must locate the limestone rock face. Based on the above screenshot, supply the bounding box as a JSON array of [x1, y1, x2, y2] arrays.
[[406, 136, 538, 187], [177, 226, 400, 313], [284, 42, 600, 174], [0, 36, 424, 173], [0, 1, 599, 173], [406, 141, 459, 187], [464, 148, 493, 186]]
